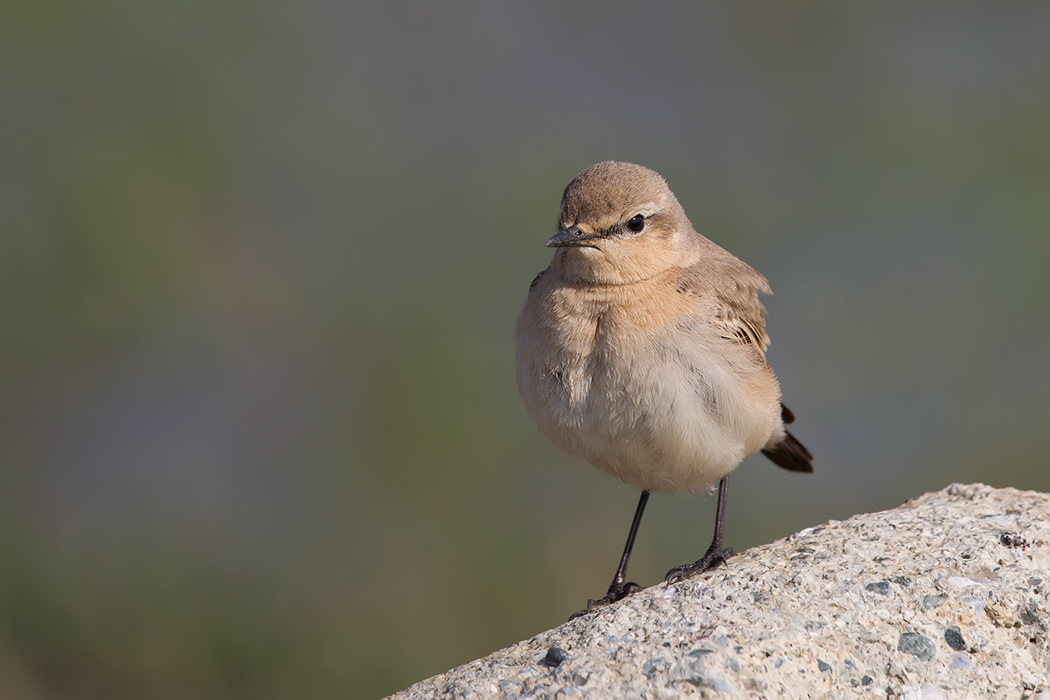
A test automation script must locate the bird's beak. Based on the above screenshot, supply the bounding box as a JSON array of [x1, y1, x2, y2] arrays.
[[545, 226, 603, 248]]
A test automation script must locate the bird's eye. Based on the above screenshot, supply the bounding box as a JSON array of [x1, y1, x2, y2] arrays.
[[626, 214, 645, 233]]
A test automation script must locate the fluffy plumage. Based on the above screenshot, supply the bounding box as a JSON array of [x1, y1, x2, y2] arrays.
[[516, 161, 811, 494]]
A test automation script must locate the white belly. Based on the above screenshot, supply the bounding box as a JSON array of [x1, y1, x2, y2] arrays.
[[517, 325, 779, 494]]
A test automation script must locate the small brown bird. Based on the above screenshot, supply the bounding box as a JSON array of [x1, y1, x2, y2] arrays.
[[515, 161, 812, 618]]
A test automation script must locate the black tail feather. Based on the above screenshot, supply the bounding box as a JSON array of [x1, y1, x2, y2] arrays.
[[762, 430, 813, 473]]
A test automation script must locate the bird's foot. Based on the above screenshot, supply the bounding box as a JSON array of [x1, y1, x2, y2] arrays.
[[664, 544, 733, 585], [568, 580, 643, 620]]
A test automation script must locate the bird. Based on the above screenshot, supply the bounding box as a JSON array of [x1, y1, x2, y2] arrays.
[[515, 161, 812, 618]]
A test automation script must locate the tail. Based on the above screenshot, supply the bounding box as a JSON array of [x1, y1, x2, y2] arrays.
[[762, 431, 813, 473], [761, 404, 813, 473]]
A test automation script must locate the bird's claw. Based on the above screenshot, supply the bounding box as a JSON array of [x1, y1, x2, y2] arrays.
[[664, 546, 733, 585], [568, 580, 642, 620]]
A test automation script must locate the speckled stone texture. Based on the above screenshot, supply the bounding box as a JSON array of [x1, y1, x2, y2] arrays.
[[388, 484, 1050, 699]]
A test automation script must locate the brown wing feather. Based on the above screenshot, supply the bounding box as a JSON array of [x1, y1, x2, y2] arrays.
[[716, 260, 772, 352], [677, 253, 772, 358]]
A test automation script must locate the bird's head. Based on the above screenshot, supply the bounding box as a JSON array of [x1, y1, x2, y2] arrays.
[[547, 161, 698, 285]]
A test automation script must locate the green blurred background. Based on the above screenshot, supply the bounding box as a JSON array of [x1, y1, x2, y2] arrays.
[[2, 3, 1049, 698]]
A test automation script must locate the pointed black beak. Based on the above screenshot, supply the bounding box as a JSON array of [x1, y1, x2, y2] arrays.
[[545, 225, 603, 248]]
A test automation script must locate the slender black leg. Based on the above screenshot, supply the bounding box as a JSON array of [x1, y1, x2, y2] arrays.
[[665, 475, 733, 585], [569, 490, 650, 620]]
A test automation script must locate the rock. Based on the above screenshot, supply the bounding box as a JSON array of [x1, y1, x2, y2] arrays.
[[387, 483, 1050, 699], [944, 625, 966, 651], [865, 581, 892, 596], [542, 647, 567, 668], [897, 631, 936, 661]]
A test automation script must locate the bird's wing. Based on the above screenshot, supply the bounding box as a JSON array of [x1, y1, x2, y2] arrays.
[[714, 295, 768, 352], [678, 256, 772, 358]]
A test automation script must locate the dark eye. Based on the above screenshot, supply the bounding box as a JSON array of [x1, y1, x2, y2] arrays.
[[626, 214, 645, 233]]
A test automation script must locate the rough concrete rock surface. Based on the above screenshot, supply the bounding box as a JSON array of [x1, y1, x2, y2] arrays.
[[388, 484, 1050, 699]]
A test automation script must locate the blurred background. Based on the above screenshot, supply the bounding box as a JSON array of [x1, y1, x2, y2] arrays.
[[2, 2, 1049, 698]]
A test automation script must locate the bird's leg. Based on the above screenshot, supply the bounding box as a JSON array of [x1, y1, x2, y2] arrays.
[[569, 490, 650, 620], [665, 475, 733, 585]]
